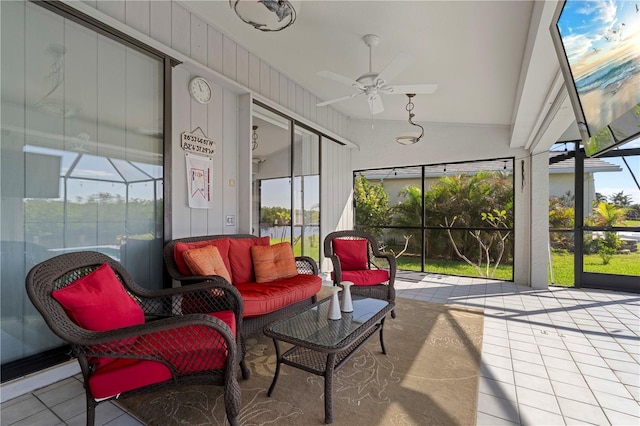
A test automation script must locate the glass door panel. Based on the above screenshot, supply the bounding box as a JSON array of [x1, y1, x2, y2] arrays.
[[293, 126, 320, 261]]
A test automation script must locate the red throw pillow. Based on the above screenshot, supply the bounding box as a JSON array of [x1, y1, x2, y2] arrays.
[[173, 238, 231, 277], [251, 242, 298, 283], [52, 263, 145, 332], [228, 236, 270, 284], [332, 239, 368, 271]]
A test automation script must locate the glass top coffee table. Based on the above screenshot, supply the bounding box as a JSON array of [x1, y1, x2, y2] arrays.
[[263, 294, 395, 424]]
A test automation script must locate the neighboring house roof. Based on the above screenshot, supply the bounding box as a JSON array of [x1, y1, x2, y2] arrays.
[[548, 152, 622, 174]]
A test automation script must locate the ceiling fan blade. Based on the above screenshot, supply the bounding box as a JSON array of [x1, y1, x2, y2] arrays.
[[376, 53, 414, 84], [316, 92, 361, 107], [317, 70, 364, 89], [386, 84, 438, 95], [368, 95, 384, 115]]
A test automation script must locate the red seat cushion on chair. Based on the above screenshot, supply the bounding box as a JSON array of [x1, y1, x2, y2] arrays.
[[332, 239, 368, 270], [173, 238, 231, 277], [131, 310, 236, 374], [332, 269, 390, 286], [89, 310, 237, 399], [88, 358, 172, 399], [228, 236, 270, 285]]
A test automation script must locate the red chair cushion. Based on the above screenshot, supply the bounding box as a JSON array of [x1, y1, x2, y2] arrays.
[[333, 269, 390, 286], [89, 358, 172, 399], [88, 310, 236, 399], [52, 263, 144, 367], [173, 238, 231, 277], [228, 236, 270, 285], [132, 310, 235, 373], [332, 239, 368, 271], [235, 275, 322, 317]]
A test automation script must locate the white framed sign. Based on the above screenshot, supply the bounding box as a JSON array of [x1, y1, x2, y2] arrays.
[[181, 131, 216, 157]]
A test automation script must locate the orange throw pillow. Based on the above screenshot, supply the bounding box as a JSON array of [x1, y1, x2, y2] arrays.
[[182, 245, 232, 283], [250, 242, 298, 283]]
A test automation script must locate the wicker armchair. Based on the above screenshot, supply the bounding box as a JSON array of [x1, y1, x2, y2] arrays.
[[26, 251, 243, 426], [324, 230, 396, 318]]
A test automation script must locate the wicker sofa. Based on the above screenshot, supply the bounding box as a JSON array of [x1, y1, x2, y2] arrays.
[[164, 234, 322, 340]]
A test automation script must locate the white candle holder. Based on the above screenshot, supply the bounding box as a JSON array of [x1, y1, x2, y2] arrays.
[[340, 281, 354, 312], [327, 286, 342, 320]]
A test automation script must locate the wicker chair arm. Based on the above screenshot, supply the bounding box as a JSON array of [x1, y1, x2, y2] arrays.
[[295, 256, 319, 275]]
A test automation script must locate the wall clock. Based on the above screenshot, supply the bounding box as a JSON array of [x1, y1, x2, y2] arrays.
[[189, 76, 212, 104]]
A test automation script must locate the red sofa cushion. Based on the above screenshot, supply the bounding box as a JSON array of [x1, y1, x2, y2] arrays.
[[88, 310, 235, 399], [182, 245, 232, 283], [235, 274, 322, 317], [251, 242, 298, 283], [173, 238, 231, 277], [332, 269, 390, 286], [228, 236, 270, 285], [333, 239, 368, 270], [52, 263, 144, 367]]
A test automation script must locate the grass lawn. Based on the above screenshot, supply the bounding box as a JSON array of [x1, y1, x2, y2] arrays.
[[396, 257, 514, 280], [550, 249, 640, 287]]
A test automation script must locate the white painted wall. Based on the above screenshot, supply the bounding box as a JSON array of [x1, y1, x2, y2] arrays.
[[75, 0, 354, 242]]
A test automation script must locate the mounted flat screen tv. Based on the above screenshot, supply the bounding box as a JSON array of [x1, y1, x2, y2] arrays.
[[550, 0, 640, 157]]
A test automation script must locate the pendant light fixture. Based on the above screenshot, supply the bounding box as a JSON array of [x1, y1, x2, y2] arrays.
[[395, 94, 424, 145]]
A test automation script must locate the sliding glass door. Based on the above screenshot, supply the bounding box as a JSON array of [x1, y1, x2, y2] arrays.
[[1, 1, 165, 380], [251, 103, 321, 263]]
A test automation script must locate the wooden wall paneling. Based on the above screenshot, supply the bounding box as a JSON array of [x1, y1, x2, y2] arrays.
[[189, 14, 207, 65], [222, 89, 239, 234], [303, 90, 310, 119], [170, 67, 192, 237], [295, 84, 304, 116], [237, 94, 252, 233], [222, 35, 237, 80], [279, 74, 288, 109], [236, 45, 249, 88], [170, 2, 190, 57], [269, 69, 279, 103], [208, 82, 225, 234], [317, 105, 327, 129], [259, 60, 270, 99], [288, 80, 296, 112], [207, 26, 224, 74], [149, 0, 171, 47], [309, 94, 318, 123], [188, 88, 209, 236], [81, 0, 97, 9], [97, 0, 125, 23], [125, 0, 150, 36], [248, 53, 260, 92]]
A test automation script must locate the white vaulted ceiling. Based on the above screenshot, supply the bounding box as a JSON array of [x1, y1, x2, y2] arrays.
[[183, 0, 577, 151]]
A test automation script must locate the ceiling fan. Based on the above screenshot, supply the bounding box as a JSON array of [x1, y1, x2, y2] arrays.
[[316, 34, 438, 115]]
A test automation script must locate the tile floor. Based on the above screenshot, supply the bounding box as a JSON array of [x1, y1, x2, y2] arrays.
[[2, 272, 639, 425]]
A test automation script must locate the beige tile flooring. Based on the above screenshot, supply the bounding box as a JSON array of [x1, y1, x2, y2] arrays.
[[2, 272, 639, 425]]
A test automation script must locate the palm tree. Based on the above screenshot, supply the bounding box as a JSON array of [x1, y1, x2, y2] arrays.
[[591, 201, 627, 227]]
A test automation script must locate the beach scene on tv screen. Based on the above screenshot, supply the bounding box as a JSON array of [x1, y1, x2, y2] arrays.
[[558, 0, 640, 138]]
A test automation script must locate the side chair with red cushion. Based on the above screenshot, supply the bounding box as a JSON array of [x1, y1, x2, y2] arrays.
[[324, 230, 397, 318], [26, 251, 243, 426]]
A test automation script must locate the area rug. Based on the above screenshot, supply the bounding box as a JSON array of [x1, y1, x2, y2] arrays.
[[117, 293, 484, 426]]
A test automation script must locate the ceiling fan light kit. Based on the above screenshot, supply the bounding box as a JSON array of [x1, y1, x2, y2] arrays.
[[316, 34, 437, 115], [396, 94, 424, 145], [230, 0, 296, 32]]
